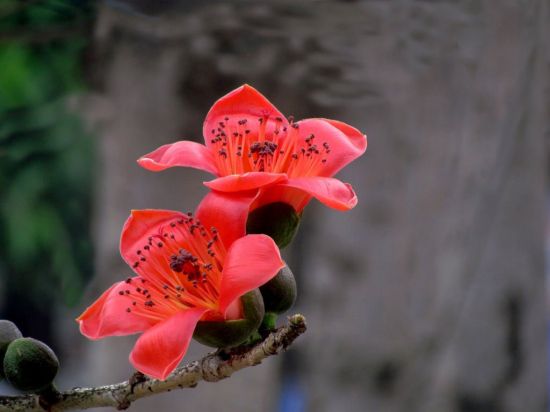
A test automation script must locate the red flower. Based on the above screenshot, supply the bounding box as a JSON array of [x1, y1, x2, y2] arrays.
[[77, 206, 283, 380], [138, 85, 367, 213]]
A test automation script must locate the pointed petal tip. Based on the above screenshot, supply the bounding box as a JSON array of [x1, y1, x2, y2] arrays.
[[129, 308, 207, 380]]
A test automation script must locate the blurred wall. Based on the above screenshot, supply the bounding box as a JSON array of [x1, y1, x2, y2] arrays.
[[75, 1, 549, 411]]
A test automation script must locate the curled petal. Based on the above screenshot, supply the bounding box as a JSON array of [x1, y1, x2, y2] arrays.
[[204, 172, 287, 192], [296, 118, 367, 177], [120, 209, 186, 270], [284, 177, 358, 211], [129, 308, 207, 380], [77, 280, 156, 339], [196, 190, 258, 248], [137, 141, 218, 175], [203, 84, 288, 148], [219, 235, 284, 315]]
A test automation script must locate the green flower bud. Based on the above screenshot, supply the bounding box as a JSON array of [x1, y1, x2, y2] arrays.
[[193, 289, 265, 348], [0, 320, 23, 380], [246, 202, 300, 249], [260, 265, 297, 315], [3, 338, 59, 392]]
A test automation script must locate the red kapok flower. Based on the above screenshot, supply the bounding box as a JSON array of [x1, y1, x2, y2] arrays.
[[77, 207, 283, 380], [138, 84, 367, 213]]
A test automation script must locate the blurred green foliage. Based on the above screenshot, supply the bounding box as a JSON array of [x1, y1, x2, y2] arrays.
[[0, 0, 94, 308]]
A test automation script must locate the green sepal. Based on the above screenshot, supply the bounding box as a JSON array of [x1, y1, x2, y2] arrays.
[[246, 202, 300, 249], [3, 337, 59, 392], [193, 289, 265, 348], [260, 265, 297, 314], [0, 320, 23, 380]]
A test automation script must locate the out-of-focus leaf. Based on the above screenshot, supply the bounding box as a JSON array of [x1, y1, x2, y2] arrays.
[[0, 0, 94, 308]]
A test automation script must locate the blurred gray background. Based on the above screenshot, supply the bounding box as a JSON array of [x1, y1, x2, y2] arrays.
[[0, 1, 548, 411]]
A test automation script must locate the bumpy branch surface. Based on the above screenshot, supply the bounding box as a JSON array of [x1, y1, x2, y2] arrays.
[[0, 314, 306, 412]]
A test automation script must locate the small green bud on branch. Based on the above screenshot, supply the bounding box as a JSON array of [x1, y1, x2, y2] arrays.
[[0, 320, 23, 380]]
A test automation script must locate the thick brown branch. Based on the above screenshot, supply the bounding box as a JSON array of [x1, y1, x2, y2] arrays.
[[0, 314, 306, 411]]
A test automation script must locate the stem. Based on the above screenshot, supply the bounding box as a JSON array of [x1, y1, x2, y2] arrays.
[[0, 314, 307, 412], [37, 383, 62, 410]]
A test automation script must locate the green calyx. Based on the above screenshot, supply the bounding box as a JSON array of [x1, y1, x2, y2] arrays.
[[193, 289, 265, 348], [3, 337, 59, 392], [246, 202, 300, 249], [260, 265, 297, 315], [0, 320, 23, 380]]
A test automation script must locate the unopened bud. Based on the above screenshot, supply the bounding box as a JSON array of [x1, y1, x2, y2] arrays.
[[193, 289, 265, 348], [246, 202, 300, 249], [3, 338, 59, 392], [260, 265, 297, 315], [0, 320, 23, 380]]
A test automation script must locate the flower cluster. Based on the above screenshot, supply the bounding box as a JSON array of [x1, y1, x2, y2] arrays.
[[77, 85, 367, 380]]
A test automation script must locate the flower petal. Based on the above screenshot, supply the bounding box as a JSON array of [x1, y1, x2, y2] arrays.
[[129, 308, 207, 380], [284, 176, 358, 211], [196, 190, 258, 248], [77, 279, 156, 339], [137, 141, 218, 175], [251, 185, 311, 213], [219, 234, 284, 315], [296, 118, 367, 177], [203, 84, 288, 148], [204, 172, 287, 192], [120, 209, 186, 270]]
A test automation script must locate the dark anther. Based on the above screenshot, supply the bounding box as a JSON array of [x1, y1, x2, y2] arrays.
[[250, 142, 261, 153], [118, 291, 124, 296]]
